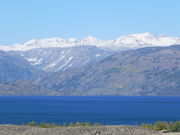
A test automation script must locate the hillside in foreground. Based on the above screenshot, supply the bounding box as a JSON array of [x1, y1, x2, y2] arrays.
[[0, 125, 160, 135]]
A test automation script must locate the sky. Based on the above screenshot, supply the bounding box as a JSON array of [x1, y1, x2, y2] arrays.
[[0, 0, 180, 45]]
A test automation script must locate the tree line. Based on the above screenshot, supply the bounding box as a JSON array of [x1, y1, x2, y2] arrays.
[[141, 121, 180, 132], [26, 121, 102, 128]]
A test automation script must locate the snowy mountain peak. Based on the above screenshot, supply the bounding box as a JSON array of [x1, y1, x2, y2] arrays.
[[80, 36, 102, 45], [130, 32, 154, 37], [67, 38, 77, 43], [82, 36, 99, 41], [0, 33, 180, 51]]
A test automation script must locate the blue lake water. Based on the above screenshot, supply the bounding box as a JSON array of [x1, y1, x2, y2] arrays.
[[0, 96, 180, 125]]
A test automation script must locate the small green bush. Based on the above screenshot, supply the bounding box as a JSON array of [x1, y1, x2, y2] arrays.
[[84, 122, 91, 126], [93, 123, 102, 126], [62, 123, 67, 127], [25, 121, 102, 128], [153, 122, 168, 131], [174, 121, 180, 132], [141, 124, 153, 129], [169, 122, 175, 132], [75, 122, 81, 127], [39, 122, 49, 128], [27, 120, 36, 126], [68, 122, 74, 127], [142, 121, 180, 132], [49, 123, 57, 128]]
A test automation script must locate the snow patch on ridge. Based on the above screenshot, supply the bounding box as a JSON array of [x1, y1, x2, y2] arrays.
[[58, 56, 74, 71], [96, 54, 101, 57], [32, 58, 43, 65], [27, 57, 37, 62]]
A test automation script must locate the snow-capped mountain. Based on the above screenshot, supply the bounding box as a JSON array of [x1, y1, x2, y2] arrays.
[[1, 32, 180, 51], [18, 46, 112, 72], [1, 32, 180, 73]]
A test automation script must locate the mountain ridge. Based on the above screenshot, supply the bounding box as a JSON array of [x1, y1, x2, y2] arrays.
[[0, 44, 180, 96], [16, 45, 113, 72], [1, 33, 180, 51], [35, 45, 180, 96], [0, 51, 42, 83]]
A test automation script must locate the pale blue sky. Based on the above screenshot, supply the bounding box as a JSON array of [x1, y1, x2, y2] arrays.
[[0, 0, 180, 45]]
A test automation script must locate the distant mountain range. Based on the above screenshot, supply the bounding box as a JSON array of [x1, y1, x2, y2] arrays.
[[0, 33, 180, 96], [1, 33, 180, 51], [35, 45, 180, 96]]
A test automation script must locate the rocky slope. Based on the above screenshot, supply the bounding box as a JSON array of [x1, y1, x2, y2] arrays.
[[0, 81, 59, 96], [17, 46, 112, 72], [0, 44, 180, 96], [0, 51, 42, 83], [35, 45, 180, 96], [0, 125, 161, 135]]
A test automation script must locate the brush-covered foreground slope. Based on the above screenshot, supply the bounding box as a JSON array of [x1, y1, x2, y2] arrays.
[[0, 125, 161, 135], [36, 45, 180, 96]]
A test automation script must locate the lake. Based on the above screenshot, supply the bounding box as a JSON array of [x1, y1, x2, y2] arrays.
[[0, 96, 180, 125]]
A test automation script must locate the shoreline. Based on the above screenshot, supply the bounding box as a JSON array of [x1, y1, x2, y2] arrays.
[[0, 124, 180, 135], [0, 124, 161, 135]]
